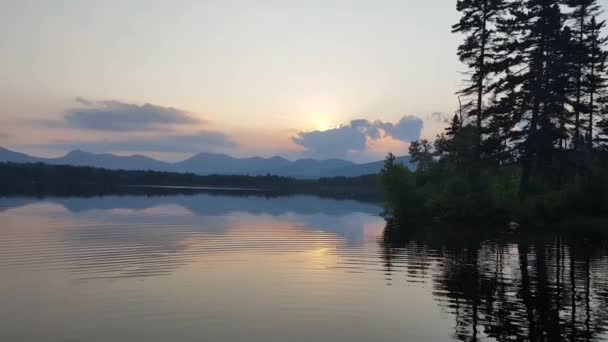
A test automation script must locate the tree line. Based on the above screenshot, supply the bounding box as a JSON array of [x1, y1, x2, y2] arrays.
[[0, 162, 383, 201], [453, 0, 607, 193], [382, 0, 608, 223]]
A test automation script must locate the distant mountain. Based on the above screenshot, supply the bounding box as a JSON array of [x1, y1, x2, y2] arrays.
[[325, 156, 413, 178], [53, 150, 172, 171], [0, 147, 39, 163], [0, 148, 174, 171], [0, 146, 413, 179], [174, 152, 291, 175], [267, 158, 356, 178]]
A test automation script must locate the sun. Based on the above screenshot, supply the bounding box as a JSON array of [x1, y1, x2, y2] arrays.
[[313, 118, 334, 131]]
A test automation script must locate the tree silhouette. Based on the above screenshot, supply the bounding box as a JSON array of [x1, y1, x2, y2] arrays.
[[453, 0, 506, 181]]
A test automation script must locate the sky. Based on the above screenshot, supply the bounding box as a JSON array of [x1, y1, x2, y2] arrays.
[[0, 1, 523, 162]]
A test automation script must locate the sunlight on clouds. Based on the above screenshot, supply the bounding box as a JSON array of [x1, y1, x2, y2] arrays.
[[365, 134, 409, 158], [0, 0, 462, 162], [312, 118, 335, 132]]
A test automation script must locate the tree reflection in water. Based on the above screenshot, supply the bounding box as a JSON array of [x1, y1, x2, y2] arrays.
[[380, 217, 608, 341]]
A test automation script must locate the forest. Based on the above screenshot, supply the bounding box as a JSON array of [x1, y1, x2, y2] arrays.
[[382, 0, 608, 224], [0, 162, 382, 200]]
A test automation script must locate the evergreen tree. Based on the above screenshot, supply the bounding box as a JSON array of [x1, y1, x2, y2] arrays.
[[497, 0, 583, 194], [552, 26, 577, 151], [566, 0, 602, 150], [583, 16, 608, 151], [598, 115, 608, 147], [408, 140, 435, 172], [382, 0, 608, 221], [452, 0, 506, 176], [446, 113, 463, 137]]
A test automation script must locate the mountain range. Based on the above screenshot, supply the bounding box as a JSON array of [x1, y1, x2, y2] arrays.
[[0, 146, 412, 179]]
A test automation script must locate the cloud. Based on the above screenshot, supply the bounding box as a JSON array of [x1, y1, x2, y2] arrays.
[[380, 116, 424, 141], [292, 125, 368, 158], [429, 112, 448, 123], [61, 98, 201, 131], [40, 131, 237, 153], [292, 115, 423, 158], [74, 96, 93, 106]]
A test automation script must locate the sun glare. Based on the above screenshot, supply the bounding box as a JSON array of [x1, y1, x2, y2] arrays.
[[313, 119, 334, 131]]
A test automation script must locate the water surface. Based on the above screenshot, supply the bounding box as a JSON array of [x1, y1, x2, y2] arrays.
[[1, 193, 608, 341]]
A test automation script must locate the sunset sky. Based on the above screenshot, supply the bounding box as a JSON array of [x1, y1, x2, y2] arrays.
[[2, 0, 586, 163]]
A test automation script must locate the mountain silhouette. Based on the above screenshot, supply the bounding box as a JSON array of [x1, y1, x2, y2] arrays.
[[173, 152, 292, 175], [0, 146, 413, 179], [324, 156, 412, 177], [0, 147, 39, 163]]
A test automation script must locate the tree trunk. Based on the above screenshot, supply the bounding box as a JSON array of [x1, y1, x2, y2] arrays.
[[475, 2, 488, 185], [520, 3, 548, 199], [588, 27, 597, 152], [574, 10, 585, 150], [520, 51, 545, 198]]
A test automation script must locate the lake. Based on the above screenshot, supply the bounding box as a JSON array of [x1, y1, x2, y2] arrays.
[[1, 193, 608, 341]]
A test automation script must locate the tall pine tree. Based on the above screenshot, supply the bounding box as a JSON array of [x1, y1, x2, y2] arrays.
[[453, 0, 506, 178], [566, 0, 602, 150], [500, 0, 568, 195], [583, 16, 608, 151]]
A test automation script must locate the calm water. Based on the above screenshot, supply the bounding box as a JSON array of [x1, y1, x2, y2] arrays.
[[1, 193, 608, 341]]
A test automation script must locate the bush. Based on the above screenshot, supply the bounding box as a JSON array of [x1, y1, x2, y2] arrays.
[[380, 152, 608, 226]]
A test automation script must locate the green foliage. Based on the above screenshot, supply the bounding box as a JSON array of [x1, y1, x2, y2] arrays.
[[379, 0, 608, 227], [380, 153, 422, 217], [381, 146, 608, 225], [486, 168, 519, 212], [516, 170, 608, 223], [408, 140, 435, 172], [0, 162, 384, 201], [381, 145, 511, 222]]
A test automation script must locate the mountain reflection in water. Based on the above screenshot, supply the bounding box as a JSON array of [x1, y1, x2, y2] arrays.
[[1, 193, 608, 341]]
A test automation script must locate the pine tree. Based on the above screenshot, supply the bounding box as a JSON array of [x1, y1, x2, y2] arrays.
[[500, 0, 568, 195], [566, 0, 602, 150], [452, 0, 506, 177], [446, 114, 463, 137], [482, 0, 607, 193], [484, 100, 515, 165], [583, 16, 608, 151], [540, 6, 576, 156], [551, 26, 577, 151], [598, 115, 608, 147], [436, 0, 608, 199], [408, 140, 435, 172]]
